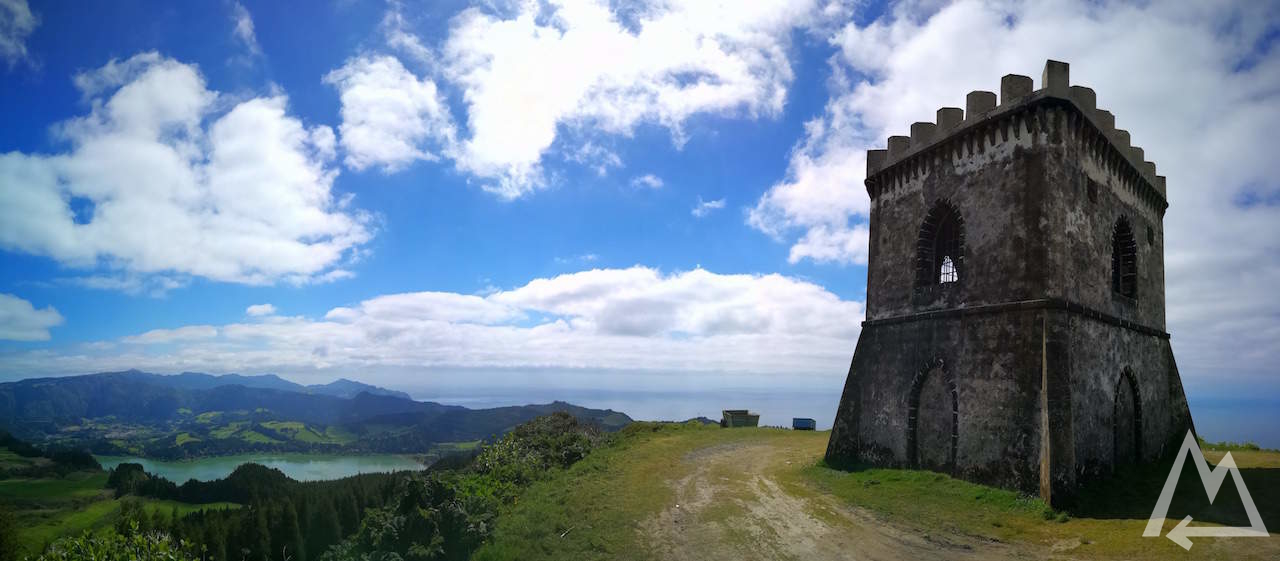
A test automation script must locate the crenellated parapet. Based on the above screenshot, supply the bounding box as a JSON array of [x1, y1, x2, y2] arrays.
[[865, 60, 1168, 216]]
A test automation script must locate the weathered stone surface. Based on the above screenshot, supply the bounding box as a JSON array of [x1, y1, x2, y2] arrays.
[[966, 91, 997, 118], [829, 61, 1192, 507]]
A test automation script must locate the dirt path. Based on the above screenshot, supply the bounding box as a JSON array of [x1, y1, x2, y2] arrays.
[[640, 440, 1035, 561]]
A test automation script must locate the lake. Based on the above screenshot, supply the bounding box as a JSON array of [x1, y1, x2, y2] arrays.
[[96, 453, 426, 482]]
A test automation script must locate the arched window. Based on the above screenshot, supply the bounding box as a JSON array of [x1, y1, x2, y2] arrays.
[[917, 201, 965, 286], [939, 256, 957, 283], [1112, 217, 1137, 298]]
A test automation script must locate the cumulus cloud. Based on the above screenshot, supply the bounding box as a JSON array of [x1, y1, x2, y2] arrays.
[[0, 267, 863, 378], [630, 174, 663, 189], [245, 303, 277, 316], [691, 197, 725, 218], [0, 293, 62, 341], [329, 0, 822, 197], [0, 52, 372, 286], [0, 0, 37, 68], [748, 0, 1280, 391], [325, 54, 455, 172]]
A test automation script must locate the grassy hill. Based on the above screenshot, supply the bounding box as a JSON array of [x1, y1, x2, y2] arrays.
[[474, 423, 1280, 561], [0, 371, 631, 459]]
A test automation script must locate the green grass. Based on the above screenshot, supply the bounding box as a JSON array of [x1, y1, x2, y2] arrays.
[[260, 420, 306, 431], [208, 421, 246, 439], [0, 471, 109, 501], [238, 430, 281, 444], [324, 425, 357, 444], [174, 432, 201, 446], [1, 469, 239, 556], [474, 424, 1280, 561], [260, 421, 340, 444], [0, 448, 48, 471], [474, 422, 787, 561], [194, 411, 223, 424], [434, 440, 481, 452], [14, 495, 238, 555]]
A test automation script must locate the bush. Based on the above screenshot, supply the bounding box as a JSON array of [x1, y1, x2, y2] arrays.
[[322, 413, 605, 561], [32, 524, 202, 561]]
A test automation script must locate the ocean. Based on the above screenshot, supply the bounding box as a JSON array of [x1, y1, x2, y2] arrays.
[[412, 387, 1280, 449]]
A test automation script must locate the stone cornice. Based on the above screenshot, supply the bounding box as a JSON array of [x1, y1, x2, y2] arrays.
[[861, 297, 1170, 339]]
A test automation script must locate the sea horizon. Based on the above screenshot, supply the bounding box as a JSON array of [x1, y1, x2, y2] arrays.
[[410, 387, 1280, 449]]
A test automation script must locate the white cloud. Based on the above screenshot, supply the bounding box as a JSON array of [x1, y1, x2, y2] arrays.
[[787, 224, 869, 265], [1, 267, 864, 378], [555, 253, 599, 265], [748, 0, 1280, 390], [60, 274, 189, 297], [229, 1, 262, 59], [0, 293, 62, 341], [0, 0, 37, 68], [245, 303, 277, 317], [566, 141, 622, 179], [691, 196, 726, 218], [630, 174, 664, 189], [0, 53, 372, 286], [325, 54, 455, 172], [332, 0, 822, 198], [122, 325, 219, 345]]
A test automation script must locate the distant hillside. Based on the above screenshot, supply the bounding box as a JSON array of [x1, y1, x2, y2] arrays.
[[0, 370, 433, 427], [0, 371, 631, 459], [98, 370, 412, 400], [306, 378, 412, 400]]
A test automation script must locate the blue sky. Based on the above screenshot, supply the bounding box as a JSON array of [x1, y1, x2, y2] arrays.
[[1, 0, 1278, 412]]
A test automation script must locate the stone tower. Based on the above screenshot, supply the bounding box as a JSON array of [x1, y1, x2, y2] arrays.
[[824, 60, 1194, 506]]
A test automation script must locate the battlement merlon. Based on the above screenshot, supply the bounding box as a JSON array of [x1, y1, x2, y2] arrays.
[[864, 60, 1168, 211]]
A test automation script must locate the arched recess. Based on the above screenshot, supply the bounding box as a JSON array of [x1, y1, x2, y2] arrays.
[[1112, 216, 1138, 298], [1113, 367, 1143, 467], [916, 200, 966, 286], [908, 357, 959, 472]]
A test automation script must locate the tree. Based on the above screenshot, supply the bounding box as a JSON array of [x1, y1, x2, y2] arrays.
[[279, 499, 305, 561], [306, 498, 342, 560]]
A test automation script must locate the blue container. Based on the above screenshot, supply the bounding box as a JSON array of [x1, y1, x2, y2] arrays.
[[792, 418, 816, 431]]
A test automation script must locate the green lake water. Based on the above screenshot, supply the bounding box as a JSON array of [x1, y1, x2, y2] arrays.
[[96, 454, 426, 482]]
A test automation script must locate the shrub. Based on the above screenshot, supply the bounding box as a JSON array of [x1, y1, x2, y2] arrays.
[[32, 524, 202, 561]]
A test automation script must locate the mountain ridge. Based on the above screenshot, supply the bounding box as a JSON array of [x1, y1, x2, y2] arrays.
[[0, 371, 631, 459]]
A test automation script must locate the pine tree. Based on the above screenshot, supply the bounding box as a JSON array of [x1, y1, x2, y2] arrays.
[[280, 499, 305, 561], [306, 498, 342, 560]]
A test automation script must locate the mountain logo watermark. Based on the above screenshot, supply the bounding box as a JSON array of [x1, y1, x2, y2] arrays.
[[1144, 431, 1269, 550]]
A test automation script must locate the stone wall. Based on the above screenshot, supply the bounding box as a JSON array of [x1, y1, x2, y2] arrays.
[[827, 311, 1046, 496]]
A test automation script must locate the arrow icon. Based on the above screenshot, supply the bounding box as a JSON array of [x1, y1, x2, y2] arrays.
[[1165, 515, 1270, 550], [1145, 431, 1270, 551]]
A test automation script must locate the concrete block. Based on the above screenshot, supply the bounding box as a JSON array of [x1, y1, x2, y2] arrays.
[[887, 136, 910, 160], [1000, 74, 1034, 104], [1069, 86, 1096, 111], [1042, 60, 1069, 95], [937, 107, 964, 131], [867, 149, 887, 176], [966, 91, 997, 118], [911, 122, 937, 147]]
